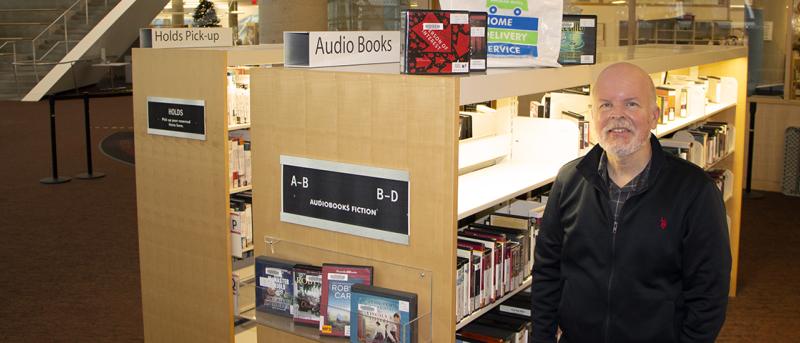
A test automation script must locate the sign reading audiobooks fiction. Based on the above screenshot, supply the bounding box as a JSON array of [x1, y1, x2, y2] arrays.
[[139, 27, 233, 48], [280, 156, 410, 245], [284, 31, 400, 68], [146, 97, 206, 140]]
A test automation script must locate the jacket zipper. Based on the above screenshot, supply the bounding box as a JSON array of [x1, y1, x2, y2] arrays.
[[604, 220, 618, 343]]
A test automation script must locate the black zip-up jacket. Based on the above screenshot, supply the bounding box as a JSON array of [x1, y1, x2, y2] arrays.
[[531, 135, 732, 343]]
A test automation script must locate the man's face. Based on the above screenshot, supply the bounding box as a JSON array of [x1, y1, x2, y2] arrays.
[[591, 68, 658, 157]]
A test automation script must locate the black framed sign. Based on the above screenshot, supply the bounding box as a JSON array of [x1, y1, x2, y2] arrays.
[[147, 96, 206, 140], [280, 155, 410, 245]]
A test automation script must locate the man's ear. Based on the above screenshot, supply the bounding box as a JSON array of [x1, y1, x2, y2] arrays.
[[650, 105, 659, 129]]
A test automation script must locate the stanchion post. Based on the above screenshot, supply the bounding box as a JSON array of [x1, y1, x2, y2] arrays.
[[745, 100, 763, 199], [40, 95, 71, 184], [76, 93, 105, 180]]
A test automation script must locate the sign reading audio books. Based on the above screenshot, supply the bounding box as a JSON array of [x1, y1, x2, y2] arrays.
[[280, 156, 410, 245], [284, 31, 400, 68], [146, 97, 205, 140]]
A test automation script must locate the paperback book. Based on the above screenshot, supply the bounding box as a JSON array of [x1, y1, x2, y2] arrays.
[[469, 12, 487, 71], [293, 264, 323, 326], [255, 256, 295, 317], [320, 263, 374, 337], [350, 284, 418, 343], [400, 9, 471, 74]]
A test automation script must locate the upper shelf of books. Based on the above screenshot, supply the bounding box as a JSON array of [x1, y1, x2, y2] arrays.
[[309, 45, 746, 105]]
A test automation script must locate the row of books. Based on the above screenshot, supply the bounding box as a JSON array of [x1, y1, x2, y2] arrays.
[[227, 68, 251, 127], [456, 287, 532, 343], [400, 11, 598, 75], [230, 191, 253, 259], [660, 122, 733, 169], [256, 256, 418, 343], [229, 137, 252, 190], [456, 199, 545, 323]]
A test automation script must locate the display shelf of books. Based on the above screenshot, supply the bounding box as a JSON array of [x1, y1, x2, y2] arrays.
[[253, 238, 433, 343], [133, 45, 282, 343], [243, 44, 747, 343]]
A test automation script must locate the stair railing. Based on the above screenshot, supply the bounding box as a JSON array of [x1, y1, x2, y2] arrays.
[[0, 40, 19, 96], [29, 0, 116, 82]]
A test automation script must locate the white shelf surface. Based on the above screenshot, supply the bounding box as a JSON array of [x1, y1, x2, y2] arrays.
[[654, 101, 735, 138], [458, 162, 560, 220], [455, 276, 532, 331], [230, 185, 252, 194], [229, 123, 251, 131]]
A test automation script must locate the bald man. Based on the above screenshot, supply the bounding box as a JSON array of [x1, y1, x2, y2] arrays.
[[531, 63, 731, 343]]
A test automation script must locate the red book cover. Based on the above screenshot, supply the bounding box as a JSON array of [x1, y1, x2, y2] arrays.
[[401, 9, 471, 74]]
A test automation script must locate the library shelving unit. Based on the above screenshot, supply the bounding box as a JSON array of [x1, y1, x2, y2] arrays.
[[247, 44, 747, 343], [132, 45, 282, 343]]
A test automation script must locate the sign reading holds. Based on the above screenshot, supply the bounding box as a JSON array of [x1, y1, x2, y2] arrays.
[[284, 31, 400, 68], [280, 156, 410, 245], [147, 97, 206, 140], [139, 27, 233, 48]]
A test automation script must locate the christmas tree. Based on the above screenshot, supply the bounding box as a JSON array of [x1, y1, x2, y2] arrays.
[[193, 0, 220, 27]]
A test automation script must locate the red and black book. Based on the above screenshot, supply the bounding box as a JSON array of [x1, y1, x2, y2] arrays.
[[400, 9, 471, 75]]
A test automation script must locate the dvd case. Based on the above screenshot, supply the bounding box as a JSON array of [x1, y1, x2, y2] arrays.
[[559, 15, 597, 65], [350, 284, 418, 343], [400, 9, 471, 74]]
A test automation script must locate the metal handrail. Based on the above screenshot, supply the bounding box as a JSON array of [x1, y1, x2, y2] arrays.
[[12, 58, 95, 97], [1, 41, 19, 96], [39, 40, 80, 61], [30, 0, 99, 81]]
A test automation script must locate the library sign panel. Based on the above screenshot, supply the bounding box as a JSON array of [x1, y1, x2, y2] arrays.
[[280, 155, 410, 245], [147, 97, 206, 140]]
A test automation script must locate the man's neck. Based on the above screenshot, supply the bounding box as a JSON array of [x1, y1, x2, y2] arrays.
[[607, 140, 652, 187]]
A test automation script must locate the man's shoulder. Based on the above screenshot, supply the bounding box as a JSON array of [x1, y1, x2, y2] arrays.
[[659, 153, 719, 195], [555, 155, 586, 180]]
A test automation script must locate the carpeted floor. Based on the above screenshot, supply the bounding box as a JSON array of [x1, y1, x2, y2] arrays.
[[0, 96, 798, 342]]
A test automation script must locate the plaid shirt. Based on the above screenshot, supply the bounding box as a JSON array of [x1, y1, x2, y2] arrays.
[[598, 152, 652, 222]]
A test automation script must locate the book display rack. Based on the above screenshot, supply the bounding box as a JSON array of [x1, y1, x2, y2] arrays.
[[134, 44, 746, 343]]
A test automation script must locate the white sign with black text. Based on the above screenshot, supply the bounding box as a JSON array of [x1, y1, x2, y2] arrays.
[[284, 31, 400, 68], [139, 27, 233, 49]]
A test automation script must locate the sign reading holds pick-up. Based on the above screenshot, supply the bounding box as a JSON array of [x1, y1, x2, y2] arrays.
[[280, 155, 410, 245]]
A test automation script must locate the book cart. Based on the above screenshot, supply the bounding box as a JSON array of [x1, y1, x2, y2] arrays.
[[133, 44, 746, 343], [248, 44, 747, 343], [132, 45, 282, 343]]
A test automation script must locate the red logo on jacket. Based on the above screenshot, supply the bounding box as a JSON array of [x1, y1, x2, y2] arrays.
[[659, 217, 668, 230]]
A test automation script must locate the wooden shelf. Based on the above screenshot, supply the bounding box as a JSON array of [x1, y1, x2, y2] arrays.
[[229, 123, 251, 131], [705, 150, 734, 171], [230, 185, 252, 194], [455, 277, 532, 331]]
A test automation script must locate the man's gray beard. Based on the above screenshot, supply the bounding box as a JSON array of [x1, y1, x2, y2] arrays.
[[598, 132, 648, 157]]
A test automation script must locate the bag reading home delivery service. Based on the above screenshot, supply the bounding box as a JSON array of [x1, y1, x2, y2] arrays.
[[440, 0, 563, 68]]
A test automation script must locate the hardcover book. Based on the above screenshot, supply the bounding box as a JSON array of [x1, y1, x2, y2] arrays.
[[558, 15, 597, 65], [469, 12, 488, 71], [255, 256, 295, 317], [400, 9, 471, 74], [292, 264, 323, 326], [350, 284, 418, 343], [320, 263, 374, 337]]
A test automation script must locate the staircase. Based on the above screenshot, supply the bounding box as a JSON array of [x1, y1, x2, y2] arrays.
[[0, 0, 170, 101]]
